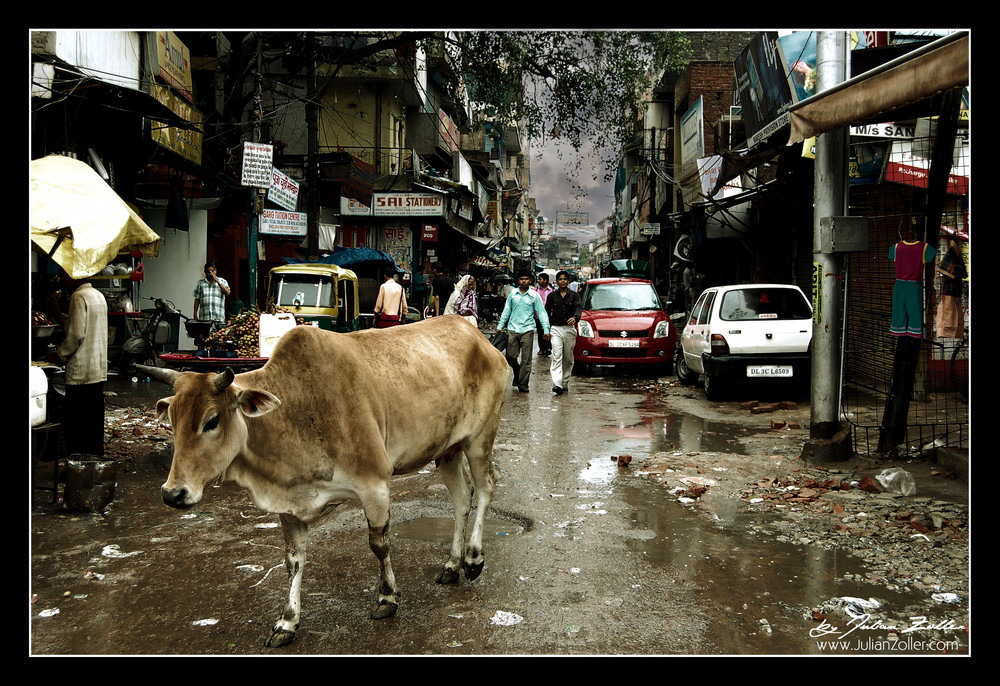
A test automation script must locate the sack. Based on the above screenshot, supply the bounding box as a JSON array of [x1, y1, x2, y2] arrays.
[[491, 330, 507, 352], [258, 312, 297, 357]]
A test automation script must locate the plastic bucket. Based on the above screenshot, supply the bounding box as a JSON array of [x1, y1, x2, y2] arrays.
[[64, 455, 117, 512]]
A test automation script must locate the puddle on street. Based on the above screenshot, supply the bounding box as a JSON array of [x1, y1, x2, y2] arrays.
[[611, 476, 920, 654]]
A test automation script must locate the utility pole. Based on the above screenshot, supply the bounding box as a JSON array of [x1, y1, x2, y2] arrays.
[[247, 33, 264, 307], [305, 33, 319, 261], [809, 32, 849, 443]]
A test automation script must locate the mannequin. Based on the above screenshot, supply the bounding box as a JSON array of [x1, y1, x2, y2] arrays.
[[888, 227, 937, 338]]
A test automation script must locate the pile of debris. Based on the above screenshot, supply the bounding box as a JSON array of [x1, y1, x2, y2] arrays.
[[102, 405, 171, 465], [739, 463, 968, 634]]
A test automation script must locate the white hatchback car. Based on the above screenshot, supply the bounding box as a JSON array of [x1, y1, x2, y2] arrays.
[[676, 284, 813, 400]]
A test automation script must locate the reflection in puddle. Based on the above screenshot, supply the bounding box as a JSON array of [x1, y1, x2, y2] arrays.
[[392, 517, 522, 544], [599, 412, 753, 456]]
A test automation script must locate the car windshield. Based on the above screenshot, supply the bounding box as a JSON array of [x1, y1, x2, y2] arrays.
[[583, 283, 661, 311], [275, 275, 336, 308], [719, 288, 812, 321]]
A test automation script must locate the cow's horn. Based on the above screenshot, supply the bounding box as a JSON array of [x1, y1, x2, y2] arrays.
[[213, 367, 235, 392], [134, 364, 181, 388]]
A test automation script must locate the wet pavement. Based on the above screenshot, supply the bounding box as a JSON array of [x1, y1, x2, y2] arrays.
[[30, 359, 970, 656]]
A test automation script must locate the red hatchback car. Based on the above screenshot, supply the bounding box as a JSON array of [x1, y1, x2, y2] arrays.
[[573, 277, 676, 374]]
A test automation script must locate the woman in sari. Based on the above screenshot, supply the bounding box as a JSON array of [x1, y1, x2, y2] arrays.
[[445, 274, 479, 328]]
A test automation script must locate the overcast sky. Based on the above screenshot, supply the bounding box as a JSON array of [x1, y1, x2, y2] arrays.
[[528, 136, 615, 236]]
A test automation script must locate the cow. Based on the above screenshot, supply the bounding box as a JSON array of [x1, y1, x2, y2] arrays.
[[138, 315, 511, 647]]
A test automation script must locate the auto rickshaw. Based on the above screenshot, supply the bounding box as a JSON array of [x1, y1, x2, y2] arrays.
[[266, 263, 360, 332]]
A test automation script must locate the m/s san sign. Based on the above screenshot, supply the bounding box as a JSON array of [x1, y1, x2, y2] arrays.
[[850, 123, 915, 139]]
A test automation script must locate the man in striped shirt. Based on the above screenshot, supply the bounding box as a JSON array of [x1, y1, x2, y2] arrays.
[[193, 261, 231, 330]]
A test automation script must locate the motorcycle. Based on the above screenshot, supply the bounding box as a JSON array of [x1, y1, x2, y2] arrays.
[[118, 297, 191, 375]]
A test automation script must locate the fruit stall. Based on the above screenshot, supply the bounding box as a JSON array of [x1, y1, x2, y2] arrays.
[[158, 308, 303, 372]]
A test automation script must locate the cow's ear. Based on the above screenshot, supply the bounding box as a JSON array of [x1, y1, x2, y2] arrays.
[[156, 397, 173, 423], [236, 389, 281, 417]]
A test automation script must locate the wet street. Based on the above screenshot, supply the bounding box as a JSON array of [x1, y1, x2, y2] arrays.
[[30, 352, 970, 656]]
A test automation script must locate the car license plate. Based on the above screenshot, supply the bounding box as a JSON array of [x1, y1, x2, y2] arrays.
[[609, 340, 640, 348], [747, 365, 793, 377]]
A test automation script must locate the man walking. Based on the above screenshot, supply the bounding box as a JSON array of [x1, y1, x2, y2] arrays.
[[498, 270, 550, 392], [546, 270, 583, 396], [534, 272, 553, 356]]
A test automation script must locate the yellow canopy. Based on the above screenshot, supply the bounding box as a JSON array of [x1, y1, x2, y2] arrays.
[[30, 155, 161, 279]]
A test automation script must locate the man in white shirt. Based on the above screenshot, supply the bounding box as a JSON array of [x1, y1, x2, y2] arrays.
[[374, 265, 408, 327], [56, 273, 108, 455]]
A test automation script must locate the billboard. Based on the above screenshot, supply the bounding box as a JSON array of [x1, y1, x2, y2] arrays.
[[733, 32, 797, 148]]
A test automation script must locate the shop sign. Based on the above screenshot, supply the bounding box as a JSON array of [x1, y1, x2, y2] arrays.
[[149, 31, 194, 103], [373, 192, 444, 216], [850, 123, 916, 139], [150, 84, 203, 165], [885, 163, 968, 196], [241, 142, 273, 188], [422, 224, 439, 241], [341, 197, 372, 216], [260, 209, 307, 236], [268, 167, 300, 211]]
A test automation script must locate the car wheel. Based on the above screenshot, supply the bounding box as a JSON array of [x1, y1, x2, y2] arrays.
[[675, 349, 698, 385], [702, 360, 726, 400]]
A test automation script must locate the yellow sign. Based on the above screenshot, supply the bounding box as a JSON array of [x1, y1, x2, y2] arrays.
[[151, 31, 194, 103], [150, 84, 203, 165]]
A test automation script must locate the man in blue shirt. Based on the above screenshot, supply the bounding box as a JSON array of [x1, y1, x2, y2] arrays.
[[498, 270, 550, 392]]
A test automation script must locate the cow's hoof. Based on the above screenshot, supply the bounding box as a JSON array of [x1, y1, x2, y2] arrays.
[[370, 601, 399, 620], [436, 567, 460, 584], [463, 559, 484, 581], [266, 628, 296, 648]]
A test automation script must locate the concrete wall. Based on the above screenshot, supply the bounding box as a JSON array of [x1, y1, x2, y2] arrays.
[[140, 208, 208, 350]]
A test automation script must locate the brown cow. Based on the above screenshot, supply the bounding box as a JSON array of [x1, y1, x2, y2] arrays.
[[141, 315, 511, 647]]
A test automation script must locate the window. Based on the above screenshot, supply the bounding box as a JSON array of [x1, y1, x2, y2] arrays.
[[584, 283, 662, 311], [276, 275, 336, 309], [696, 292, 716, 325], [719, 288, 811, 321]]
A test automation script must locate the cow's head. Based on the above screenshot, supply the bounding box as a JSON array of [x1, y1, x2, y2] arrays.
[[141, 366, 281, 508]]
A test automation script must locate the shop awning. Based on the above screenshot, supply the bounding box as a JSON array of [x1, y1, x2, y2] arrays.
[[785, 31, 969, 146]]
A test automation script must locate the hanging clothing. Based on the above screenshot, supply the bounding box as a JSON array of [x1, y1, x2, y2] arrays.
[[889, 240, 937, 339], [935, 244, 967, 339]]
